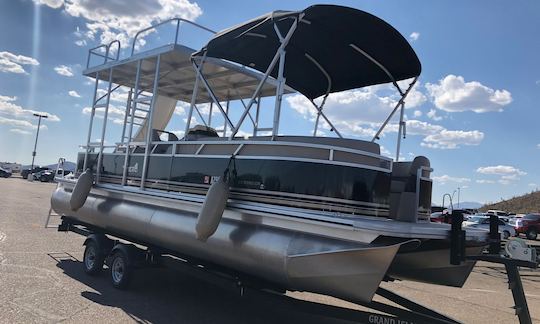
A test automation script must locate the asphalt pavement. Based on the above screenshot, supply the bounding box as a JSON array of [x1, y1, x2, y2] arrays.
[[0, 176, 539, 323]]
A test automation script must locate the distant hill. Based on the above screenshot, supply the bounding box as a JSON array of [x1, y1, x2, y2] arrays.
[[456, 201, 483, 209], [480, 190, 540, 214]]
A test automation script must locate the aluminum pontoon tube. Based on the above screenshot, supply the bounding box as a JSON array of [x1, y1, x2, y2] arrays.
[[51, 184, 404, 302]]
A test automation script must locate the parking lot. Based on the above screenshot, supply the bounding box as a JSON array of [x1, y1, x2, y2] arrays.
[[1, 177, 539, 323]]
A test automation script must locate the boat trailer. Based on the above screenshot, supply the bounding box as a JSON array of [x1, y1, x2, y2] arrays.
[[54, 211, 538, 324]]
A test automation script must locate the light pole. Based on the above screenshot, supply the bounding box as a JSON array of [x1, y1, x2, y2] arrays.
[[30, 113, 47, 173]]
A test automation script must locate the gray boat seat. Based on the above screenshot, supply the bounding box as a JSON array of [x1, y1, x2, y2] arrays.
[[184, 125, 219, 140], [389, 156, 430, 222], [134, 129, 179, 154]]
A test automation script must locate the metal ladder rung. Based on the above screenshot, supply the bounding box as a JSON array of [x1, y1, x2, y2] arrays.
[[45, 207, 62, 228], [133, 97, 153, 104], [93, 103, 108, 108]]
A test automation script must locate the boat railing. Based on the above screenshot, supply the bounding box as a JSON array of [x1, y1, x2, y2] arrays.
[[85, 18, 215, 70], [131, 18, 216, 56], [86, 40, 121, 69]]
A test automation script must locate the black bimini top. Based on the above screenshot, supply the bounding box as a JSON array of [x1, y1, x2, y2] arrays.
[[196, 5, 421, 100]]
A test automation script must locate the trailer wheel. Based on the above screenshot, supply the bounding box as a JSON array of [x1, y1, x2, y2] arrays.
[[502, 230, 510, 240], [83, 241, 104, 275], [110, 250, 132, 289], [526, 228, 537, 240]]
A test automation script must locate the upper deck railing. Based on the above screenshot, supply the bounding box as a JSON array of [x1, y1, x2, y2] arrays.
[[131, 18, 216, 56], [86, 40, 121, 69], [85, 18, 216, 70]]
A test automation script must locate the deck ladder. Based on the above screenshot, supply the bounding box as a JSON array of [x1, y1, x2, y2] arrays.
[[44, 158, 67, 228]]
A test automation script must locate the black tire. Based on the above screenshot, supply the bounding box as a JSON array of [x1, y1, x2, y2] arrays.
[[502, 230, 510, 240], [110, 250, 132, 289], [526, 228, 538, 240], [83, 241, 105, 275]]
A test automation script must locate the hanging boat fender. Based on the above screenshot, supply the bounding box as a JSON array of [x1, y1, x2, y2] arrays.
[[196, 157, 236, 242], [196, 175, 230, 241], [69, 169, 93, 211]]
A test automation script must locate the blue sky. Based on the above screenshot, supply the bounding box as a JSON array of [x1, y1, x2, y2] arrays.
[[0, 0, 539, 205]]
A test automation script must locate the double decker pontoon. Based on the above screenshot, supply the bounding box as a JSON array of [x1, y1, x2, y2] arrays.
[[51, 5, 489, 305]]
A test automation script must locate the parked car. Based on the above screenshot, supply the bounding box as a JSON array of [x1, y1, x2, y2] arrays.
[[32, 169, 72, 182], [513, 213, 540, 240], [430, 212, 445, 223], [487, 210, 510, 222], [34, 170, 55, 182], [0, 167, 12, 178], [463, 216, 516, 239], [21, 167, 48, 179]]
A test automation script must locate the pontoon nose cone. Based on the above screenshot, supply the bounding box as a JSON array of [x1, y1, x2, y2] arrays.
[[69, 169, 93, 211], [196, 176, 229, 241]]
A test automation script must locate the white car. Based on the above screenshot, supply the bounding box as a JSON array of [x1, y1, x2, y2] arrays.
[[463, 216, 516, 239]]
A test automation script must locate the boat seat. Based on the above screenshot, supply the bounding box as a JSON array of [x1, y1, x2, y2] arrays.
[[184, 125, 219, 141], [134, 129, 179, 154], [389, 156, 430, 222]]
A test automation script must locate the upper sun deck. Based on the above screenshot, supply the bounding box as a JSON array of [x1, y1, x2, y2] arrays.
[[82, 19, 290, 104]]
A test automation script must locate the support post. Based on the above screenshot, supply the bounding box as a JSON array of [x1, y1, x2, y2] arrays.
[[83, 72, 100, 170], [395, 101, 405, 162], [95, 67, 114, 184], [140, 55, 161, 189], [122, 60, 142, 185], [229, 17, 299, 139], [272, 47, 286, 138], [120, 89, 133, 144], [372, 77, 418, 143], [254, 96, 261, 137]]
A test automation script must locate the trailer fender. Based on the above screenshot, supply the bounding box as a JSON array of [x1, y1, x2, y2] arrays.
[[107, 243, 145, 268], [83, 233, 113, 255]]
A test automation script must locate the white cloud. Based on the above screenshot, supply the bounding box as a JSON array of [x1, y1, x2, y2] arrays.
[[171, 130, 185, 139], [54, 65, 74, 77], [426, 109, 443, 121], [82, 104, 126, 124], [0, 116, 47, 130], [476, 165, 526, 176], [405, 120, 445, 136], [537, 144, 540, 149], [68, 90, 81, 98], [409, 32, 420, 41], [37, 0, 203, 50], [476, 179, 495, 184], [426, 75, 512, 113], [9, 128, 32, 135], [476, 165, 526, 185], [413, 110, 422, 117], [286, 79, 426, 139], [432, 175, 471, 184], [0, 51, 39, 74], [529, 183, 538, 188], [34, 0, 63, 8], [0, 94, 61, 122], [421, 129, 484, 149]]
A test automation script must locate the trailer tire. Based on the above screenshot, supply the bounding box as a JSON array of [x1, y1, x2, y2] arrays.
[[526, 228, 537, 240], [110, 250, 132, 289], [83, 241, 105, 275]]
